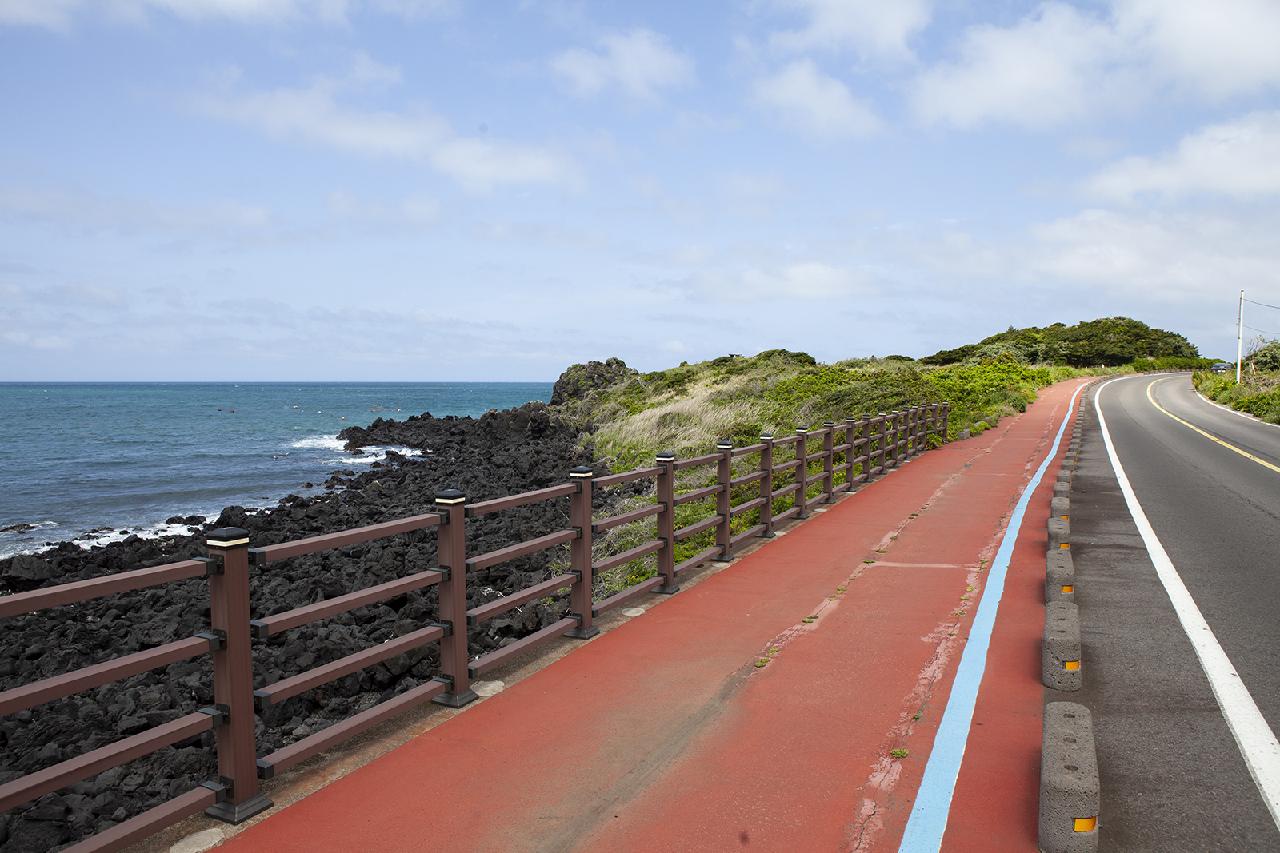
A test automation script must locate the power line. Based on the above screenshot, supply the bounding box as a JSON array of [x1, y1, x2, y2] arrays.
[[1243, 324, 1280, 337], [1244, 297, 1280, 312]]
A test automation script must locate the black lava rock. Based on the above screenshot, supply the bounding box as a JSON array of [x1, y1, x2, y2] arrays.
[[0, 404, 608, 850]]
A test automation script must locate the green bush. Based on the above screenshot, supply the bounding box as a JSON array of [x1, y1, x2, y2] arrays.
[[1250, 341, 1280, 372], [923, 317, 1199, 367], [1131, 356, 1217, 371], [1193, 371, 1280, 424]]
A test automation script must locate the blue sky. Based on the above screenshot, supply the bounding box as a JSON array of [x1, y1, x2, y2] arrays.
[[3, 0, 1280, 380]]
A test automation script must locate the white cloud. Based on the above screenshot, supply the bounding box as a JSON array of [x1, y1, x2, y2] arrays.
[[1088, 111, 1280, 201], [326, 191, 439, 227], [551, 29, 694, 100], [768, 0, 931, 62], [1113, 0, 1280, 100], [0, 0, 456, 28], [693, 261, 873, 301], [0, 185, 271, 235], [910, 3, 1126, 129], [911, 0, 1280, 129], [754, 60, 881, 138], [1030, 208, 1280, 301], [197, 59, 574, 190], [0, 0, 79, 28]]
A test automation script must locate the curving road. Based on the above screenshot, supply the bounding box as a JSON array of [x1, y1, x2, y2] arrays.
[[1074, 373, 1280, 850]]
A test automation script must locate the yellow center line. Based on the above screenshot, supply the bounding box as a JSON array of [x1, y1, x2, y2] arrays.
[[1145, 378, 1280, 475]]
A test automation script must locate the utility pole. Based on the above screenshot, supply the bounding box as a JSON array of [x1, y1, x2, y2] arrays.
[[1237, 290, 1244, 383]]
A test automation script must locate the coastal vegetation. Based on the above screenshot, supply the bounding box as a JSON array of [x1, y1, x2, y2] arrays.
[[920, 316, 1206, 368], [1192, 340, 1280, 424], [0, 314, 1209, 848], [551, 316, 1211, 597]]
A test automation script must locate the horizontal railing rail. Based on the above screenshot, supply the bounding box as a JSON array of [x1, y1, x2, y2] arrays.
[[465, 482, 578, 517], [249, 512, 442, 565], [250, 569, 445, 639], [1, 402, 949, 849], [0, 558, 210, 618], [254, 624, 447, 707]]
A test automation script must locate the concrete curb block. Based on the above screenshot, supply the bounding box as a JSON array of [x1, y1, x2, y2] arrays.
[[1046, 550, 1075, 604], [1047, 517, 1070, 549], [1043, 601, 1082, 691], [1050, 495, 1070, 517], [1040, 702, 1100, 852], [1053, 481, 1070, 498]]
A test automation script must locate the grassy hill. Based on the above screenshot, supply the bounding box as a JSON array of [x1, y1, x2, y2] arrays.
[[921, 317, 1208, 368], [557, 349, 1083, 471], [551, 318, 1202, 595]]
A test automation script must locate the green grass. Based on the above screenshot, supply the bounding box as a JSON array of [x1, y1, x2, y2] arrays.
[[1192, 370, 1280, 424], [561, 349, 1143, 602]]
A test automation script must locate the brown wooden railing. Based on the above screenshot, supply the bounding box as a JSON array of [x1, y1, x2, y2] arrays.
[[0, 403, 948, 851]]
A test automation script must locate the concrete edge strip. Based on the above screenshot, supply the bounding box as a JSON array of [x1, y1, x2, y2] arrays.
[[1039, 701, 1100, 852], [897, 380, 1088, 852], [1095, 375, 1280, 829]]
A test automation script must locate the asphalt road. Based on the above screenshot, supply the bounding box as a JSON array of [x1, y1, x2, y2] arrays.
[[1069, 373, 1280, 851]]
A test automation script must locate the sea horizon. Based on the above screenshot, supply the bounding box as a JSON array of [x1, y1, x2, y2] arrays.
[[0, 380, 553, 558]]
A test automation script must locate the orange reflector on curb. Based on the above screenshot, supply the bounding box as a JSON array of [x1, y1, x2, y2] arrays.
[[1062, 584, 1074, 593], [1073, 817, 1097, 832], [1059, 543, 1071, 550], [1060, 515, 1069, 520], [1064, 660, 1080, 671]]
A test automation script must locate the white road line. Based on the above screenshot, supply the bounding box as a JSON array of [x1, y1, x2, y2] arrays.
[[1096, 375, 1280, 829]]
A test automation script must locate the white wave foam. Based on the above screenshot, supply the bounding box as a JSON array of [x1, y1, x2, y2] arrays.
[[0, 520, 59, 533], [0, 518, 206, 559], [290, 435, 347, 451], [72, 520, 206, 550], [323, 446, 424, 466]]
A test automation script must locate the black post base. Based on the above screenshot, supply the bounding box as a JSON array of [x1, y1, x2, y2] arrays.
[[433, 689, 479, 708], [206, 794, 272, 824]]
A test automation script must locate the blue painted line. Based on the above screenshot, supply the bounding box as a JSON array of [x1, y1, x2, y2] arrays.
[[898, 383, 1085, 852]]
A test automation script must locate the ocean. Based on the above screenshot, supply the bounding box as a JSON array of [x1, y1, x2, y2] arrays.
[[0, 382, 551, 558]]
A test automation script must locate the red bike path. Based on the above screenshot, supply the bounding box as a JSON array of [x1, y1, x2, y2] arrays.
[[218, 379, 1085, 853]]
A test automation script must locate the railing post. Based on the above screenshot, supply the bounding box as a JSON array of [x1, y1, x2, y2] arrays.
[[860, 414, 872, 483], [906, 408, 917, 458], [567, 466, 599, 639], [920, 406, 930, 450], [204, 528, 270, 823], [822, 422, 835, 503], [844, 417, 857, 488], [875, 409, 885, 468], [432, 488, 477, 707], [759, 433, 775, 537], [715, 440, 733, 561], [884, 413, 895, 468], [656, 452, 678, 593], [897, 412, 904, 464], [795, 428, 809, 519]]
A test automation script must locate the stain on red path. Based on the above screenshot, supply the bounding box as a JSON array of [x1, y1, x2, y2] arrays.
[[220, 382, 1084, 853]]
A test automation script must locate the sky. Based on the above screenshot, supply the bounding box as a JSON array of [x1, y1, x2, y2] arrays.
[[2, 0, 1280, 381]]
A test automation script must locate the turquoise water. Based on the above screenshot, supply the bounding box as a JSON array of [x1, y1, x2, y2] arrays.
[[0, 382, 551, 557]]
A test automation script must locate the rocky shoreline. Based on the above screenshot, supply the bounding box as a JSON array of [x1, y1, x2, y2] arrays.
[[0, 399, 611, 850]]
